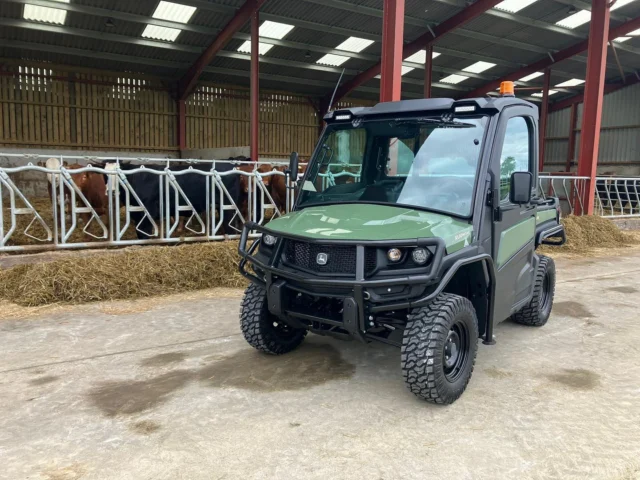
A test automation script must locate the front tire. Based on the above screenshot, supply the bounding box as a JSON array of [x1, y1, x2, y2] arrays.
[[240, 283, 307, 355], [401, 293, 479, 405], [512, 255, 556, 327]]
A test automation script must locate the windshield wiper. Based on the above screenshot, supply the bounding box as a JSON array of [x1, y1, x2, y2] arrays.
[[393, 118, 475, 128]]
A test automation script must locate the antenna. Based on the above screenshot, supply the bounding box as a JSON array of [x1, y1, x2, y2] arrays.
[[327, 68, 345, 113]]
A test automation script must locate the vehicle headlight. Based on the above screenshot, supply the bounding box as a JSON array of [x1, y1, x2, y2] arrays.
[[387, 248, 402, 262], [412, 247, 431, 265], [263, 234, 277, 246]]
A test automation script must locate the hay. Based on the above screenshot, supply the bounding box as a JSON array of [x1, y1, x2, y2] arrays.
[[541, 215, 640, 256], [0, 242, 246, 307]]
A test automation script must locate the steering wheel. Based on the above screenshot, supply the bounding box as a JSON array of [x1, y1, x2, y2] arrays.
[[398, 176, 474, 209], [435, 177, 475, 200]]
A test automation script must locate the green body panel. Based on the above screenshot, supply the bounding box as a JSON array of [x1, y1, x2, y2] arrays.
[[497, 217, 536, 268], [266, 204, 473, 253], [536, 209, 556, 224]]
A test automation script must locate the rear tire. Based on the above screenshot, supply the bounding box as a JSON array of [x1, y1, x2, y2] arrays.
[[401, 293, 479, 405], [512, 255, 555, 327], [240, 283, 306, 355]]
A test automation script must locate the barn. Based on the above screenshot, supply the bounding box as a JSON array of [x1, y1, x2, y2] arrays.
[[1, 1, 640, 478]]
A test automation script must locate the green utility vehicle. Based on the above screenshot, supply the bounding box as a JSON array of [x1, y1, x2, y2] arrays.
[[238, 90, 565, 404]]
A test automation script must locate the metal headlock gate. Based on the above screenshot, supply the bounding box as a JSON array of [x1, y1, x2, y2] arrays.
[[0, 153, 298, 252], [1, 153, 639, 252], [537, 174, 640, 218]]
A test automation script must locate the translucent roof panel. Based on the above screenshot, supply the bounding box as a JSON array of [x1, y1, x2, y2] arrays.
[[152, 1, 197, 24], [404, 50, 441, 64], [519, 72, 544, 82], [555, 78, 585, 87], [23, 0, 69, 25], [440, 74, 469, 84], [141, 24, 182, 42], [260, 20, 295, 39], [494, 0, 539, 13], [532, 90, 559, 97], [555, 10, 591, 29], [462, 61, 496, 74], [237, 41, 274, 55], [335, 37, 374, 53], [611, 0, 637, 10], [316, 53, 349, 66]]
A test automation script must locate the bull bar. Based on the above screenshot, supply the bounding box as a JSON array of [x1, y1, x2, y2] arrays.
[[238, 221, 448, 342]]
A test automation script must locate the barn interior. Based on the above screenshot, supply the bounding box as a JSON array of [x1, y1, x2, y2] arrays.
[[0, 0, 638, 177], [2, 2, 640, 479]]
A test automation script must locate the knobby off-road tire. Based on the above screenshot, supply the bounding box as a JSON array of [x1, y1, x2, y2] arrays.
[[511, 255, 556, 327], [240, 283, 307, 355], [401, 293, 479, 405]]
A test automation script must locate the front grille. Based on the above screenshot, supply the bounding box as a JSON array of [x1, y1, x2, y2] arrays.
[[283, 241, 376, 276]]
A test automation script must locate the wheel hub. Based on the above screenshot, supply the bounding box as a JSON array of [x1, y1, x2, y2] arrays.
[[442, 322, 469, 383], [444, 331, 460, 369]]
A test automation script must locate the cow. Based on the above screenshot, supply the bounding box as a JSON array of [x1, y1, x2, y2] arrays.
[[108, 161, 242, 240], [236, 161, 307, 221], [46, 158, 108, 224]]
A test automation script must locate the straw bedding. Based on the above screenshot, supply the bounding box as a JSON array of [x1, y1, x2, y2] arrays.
[[0, 242, 246, 306], [0, 215, 637, 307]]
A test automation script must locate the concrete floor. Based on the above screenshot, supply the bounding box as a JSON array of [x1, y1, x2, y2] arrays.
[[2, 253, 640, 480]]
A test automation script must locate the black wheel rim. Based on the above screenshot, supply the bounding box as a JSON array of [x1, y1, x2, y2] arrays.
[[443, 321, 470, 383], [540, 273, 551, 313]]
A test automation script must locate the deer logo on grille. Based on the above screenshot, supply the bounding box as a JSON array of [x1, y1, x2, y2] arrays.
[[316, 253, 328, 265]]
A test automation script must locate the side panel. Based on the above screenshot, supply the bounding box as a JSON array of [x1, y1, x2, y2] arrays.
[[496, 217, 535, 269]]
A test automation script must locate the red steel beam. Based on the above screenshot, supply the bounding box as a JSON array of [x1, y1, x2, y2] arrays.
[[539, 68, 551, 172], [250, 11, 259, 161], [424, 45, 433, 98], [576, 0, 610, 215], [379, 0, 405, 102], [178, 0, 266, 101], [464, 14, 640, 99], [330, 0, 504, 104]]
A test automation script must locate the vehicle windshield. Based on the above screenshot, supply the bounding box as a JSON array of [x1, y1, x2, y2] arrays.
[[298, 115, 489, 217]]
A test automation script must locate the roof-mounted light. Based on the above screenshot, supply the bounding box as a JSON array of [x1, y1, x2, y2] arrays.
[[334, 113, 352, 121], [500, 81, 515, 97], [454, 105, 476, 113]]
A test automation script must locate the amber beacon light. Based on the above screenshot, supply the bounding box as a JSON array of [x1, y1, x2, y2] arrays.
[[500, 81, 515, 97]]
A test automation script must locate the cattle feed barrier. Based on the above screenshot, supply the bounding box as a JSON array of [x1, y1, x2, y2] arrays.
[[0, 153, 300, 252], [1, 153, 639, 252]]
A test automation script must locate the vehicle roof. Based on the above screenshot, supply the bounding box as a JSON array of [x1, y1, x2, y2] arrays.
[[325, 96, 537, 121]]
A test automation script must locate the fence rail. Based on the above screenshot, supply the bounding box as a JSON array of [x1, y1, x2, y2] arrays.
[[1, 156, 639, 253]]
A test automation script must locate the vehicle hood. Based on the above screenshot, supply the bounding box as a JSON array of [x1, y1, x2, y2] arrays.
[[265, 204, 473, 253]]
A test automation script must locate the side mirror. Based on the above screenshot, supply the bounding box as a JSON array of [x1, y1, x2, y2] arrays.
[[287, 151, 299, 177], [509, 171, 533, 204]]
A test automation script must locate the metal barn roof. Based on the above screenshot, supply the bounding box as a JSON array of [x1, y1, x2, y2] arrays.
[[0, 0, 639, 104]]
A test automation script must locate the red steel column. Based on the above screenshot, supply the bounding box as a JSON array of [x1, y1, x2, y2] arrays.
[[539, 68, 551, 172], [250, 11, 259, 161], [178, 99, 186, 151], [566, 103, 578, 172], [379, 0, 405, 102], [424, 45, 433, 98], [576, 0, 610, 215]]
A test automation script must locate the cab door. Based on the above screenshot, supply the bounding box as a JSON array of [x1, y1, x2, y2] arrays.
[[491, 107, 539, 323]]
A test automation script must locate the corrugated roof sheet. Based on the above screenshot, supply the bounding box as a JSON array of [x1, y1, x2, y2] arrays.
[[0, 0, 638, 105]]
